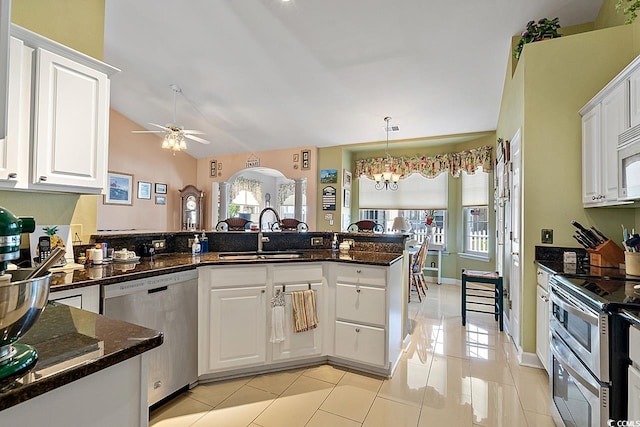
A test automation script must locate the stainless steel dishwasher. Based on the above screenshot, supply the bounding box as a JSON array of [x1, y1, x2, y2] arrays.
[[102, 269, 198, 407]]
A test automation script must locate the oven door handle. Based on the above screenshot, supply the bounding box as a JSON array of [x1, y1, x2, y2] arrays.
[[550, 335, 599, 396], [550, 292, 598, 325]]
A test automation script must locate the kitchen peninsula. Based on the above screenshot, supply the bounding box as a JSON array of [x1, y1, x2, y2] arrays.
[[0, 231, 406, 424]]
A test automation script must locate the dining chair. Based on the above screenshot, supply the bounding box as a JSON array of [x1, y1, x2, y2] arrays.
[[409, 235, 430, 302]]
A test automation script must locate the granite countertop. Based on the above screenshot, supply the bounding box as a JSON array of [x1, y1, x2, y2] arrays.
[[0, 302, 163, 411], [535, 259, 630, 280], [50, 249, 404, 293]]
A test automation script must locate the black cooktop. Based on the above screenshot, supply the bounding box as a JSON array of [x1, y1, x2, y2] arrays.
[[553, 275, 640, 310]]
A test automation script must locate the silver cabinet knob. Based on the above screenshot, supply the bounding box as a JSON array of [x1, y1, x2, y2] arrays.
[[356, 269, 362, 274], [8, 172, 16, 179], [261, 289, 265, 293], [355, 328, 360, 333], [39, 176, 47, 182]]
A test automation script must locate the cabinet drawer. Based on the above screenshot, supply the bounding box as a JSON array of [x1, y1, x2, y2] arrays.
[[334, 321, 385, 366], [335, 264, 386, 286], [273, 264, 323, 284], [336, 283, 386, 326], [631, 325, 640, 366], [208, 266, 267, 287], [536, 268, 549, 288]]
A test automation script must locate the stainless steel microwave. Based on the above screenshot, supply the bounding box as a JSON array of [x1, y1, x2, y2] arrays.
[[618, 126, 640, 200]]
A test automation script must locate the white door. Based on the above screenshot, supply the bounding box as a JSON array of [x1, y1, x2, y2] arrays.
[[272, 283, 323, 361], [510, 130, 522, 348], [495, 159, 505, 276], [208, 286, 266, 370]]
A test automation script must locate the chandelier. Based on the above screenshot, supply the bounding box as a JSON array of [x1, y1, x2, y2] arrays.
[[161, 125, 187, 152], [374, 117, 400, 191]]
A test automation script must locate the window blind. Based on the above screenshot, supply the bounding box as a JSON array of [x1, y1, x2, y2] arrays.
[[461, 168, 489, 206], [359, 173, 448, 209]]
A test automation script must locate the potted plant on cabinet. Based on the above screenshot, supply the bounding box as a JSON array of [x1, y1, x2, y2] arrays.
[[617, 0, 640, 24], [513, 17, 561, 60]]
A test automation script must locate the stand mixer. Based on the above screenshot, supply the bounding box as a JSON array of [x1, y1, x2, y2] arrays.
[[0, 206, 51, 384]]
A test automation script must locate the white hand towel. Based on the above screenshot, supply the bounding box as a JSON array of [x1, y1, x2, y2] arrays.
[[270, 305, 285, 343]]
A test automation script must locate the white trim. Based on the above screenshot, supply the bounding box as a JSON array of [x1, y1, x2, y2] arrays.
[[11, 24, 120, 76], [519, 350, 545, 369], [423, 276, 458, 285], [458, 253, 491, 262]]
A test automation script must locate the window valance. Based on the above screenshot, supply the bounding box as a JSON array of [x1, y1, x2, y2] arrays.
[[231, 177, 262, 205], [354, 145, 493, 179]]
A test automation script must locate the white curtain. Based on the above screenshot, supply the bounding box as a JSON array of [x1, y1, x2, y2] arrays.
[[461, 167, 489, 206], [359, 173, 448, 209]]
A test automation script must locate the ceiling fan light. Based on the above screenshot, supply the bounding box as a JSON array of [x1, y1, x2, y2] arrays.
[[179, 140, 187, 150]]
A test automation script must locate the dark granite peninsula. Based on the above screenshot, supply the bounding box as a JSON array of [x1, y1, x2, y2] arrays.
[[0, 303, 162, 426]]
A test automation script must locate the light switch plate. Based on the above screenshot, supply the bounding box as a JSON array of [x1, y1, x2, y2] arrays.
[[541, 229, 553, 244]]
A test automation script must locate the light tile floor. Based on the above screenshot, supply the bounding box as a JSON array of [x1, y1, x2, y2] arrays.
[[150, 283, 557, 427]]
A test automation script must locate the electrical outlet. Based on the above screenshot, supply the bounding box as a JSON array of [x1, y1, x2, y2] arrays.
[[541, 229, 553, 244], [152, 239, 166, 250], [311, 237, 323, 246]]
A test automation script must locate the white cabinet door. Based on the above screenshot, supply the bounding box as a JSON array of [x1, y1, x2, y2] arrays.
[[601, 83, 627, 202], [630, 67, 640, 128], [271, 282, 323, 361], [0, 36, 30, 188], [535, 284, 549, 372], [629, 365, 640, 421], [334, 320, 385, 367], [582, 105, 602, 206], [32, 48, 109, 192], [207, 286, 266, 371]]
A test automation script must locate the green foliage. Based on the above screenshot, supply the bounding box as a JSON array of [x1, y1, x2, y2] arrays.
[[229, 204, 240, 217], [617, 0, 640, 24], [513, 17, 561, 60]]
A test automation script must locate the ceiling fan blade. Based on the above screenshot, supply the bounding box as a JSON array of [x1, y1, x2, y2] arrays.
[[182, 129, 205, 135], [185, 134, 211, 144], [149, 122, 170, 131], [131, 130, 164, 134]]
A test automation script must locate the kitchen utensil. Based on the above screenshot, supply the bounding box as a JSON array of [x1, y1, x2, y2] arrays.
[[23, 246, 66, 280], [571, 221, 602, 247], [591, 226, 609, 242], [0, 206, 35, 275], [0, 268, 51, 383]]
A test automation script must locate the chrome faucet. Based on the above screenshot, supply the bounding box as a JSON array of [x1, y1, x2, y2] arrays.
[[257, 207, 281, 252]]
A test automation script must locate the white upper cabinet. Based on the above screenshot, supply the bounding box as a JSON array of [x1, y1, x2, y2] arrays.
[[0, 36, 29, 188], [3, 25, 118, 194], [31, 48, 109, 191], [579, 54, 640, 207]]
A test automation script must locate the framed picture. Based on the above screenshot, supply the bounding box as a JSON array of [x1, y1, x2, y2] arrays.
[[320, 169, 338, 184], [138, 181, 152, 199], [155, 196, 166, 205], [293, 153, 299, 162], [210, 160, 217, 177], [343, 169, 352, 188], [155, 183, 167, 194], [104, 172, 133, 205], [301, 149, 311, 170], [343, 189, 351, 208]]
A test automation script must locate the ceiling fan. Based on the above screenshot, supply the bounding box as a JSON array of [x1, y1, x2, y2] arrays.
[[132, 84, 210, 152]]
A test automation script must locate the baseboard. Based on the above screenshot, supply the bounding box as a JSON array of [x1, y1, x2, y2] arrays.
[[402, 334, 411, 351], [518, 349, 544, 369], [424, 277, 459, 285]]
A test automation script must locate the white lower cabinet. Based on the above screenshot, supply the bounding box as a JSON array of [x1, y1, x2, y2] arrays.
[[629, 364, 640, 420], [208, 286, 266, 370], [334, 321, 385, 367], [536, 284, 549, 372], [50, 284, 100, 313], [198, 260, 402, 378]]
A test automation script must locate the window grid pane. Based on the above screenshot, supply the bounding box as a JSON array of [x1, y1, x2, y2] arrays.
[[464, 206, 489, 254]]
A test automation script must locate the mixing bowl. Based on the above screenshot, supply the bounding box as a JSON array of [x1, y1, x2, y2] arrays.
[[0, 269, 51, 361]]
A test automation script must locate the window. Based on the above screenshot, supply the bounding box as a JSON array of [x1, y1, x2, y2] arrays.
[[463, 206, 489, 254], [358, 209, 447, 247], [461, 168, 489, 256]]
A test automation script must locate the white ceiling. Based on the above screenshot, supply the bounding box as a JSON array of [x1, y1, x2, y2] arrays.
[[104, 0, 603, 159]]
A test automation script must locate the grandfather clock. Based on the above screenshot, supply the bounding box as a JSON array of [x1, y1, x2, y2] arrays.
[[179, 185, 204, 231]]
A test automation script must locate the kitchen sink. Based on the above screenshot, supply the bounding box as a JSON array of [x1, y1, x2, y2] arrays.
[[218, 251, 304, 260]]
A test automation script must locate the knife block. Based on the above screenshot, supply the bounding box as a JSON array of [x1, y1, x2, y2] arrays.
[[587, 240, 625, 267]]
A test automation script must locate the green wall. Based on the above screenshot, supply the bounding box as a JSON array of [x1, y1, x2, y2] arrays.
[[498, 23, 638, 354], [1, 0, 105, 230]]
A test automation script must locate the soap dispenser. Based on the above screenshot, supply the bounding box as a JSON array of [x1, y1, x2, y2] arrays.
[[200, 232, 209, 253], [192, 235, 201, 255]]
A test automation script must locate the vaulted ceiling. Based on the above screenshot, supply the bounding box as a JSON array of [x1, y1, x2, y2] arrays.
[[104, 0, 603, 158]]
